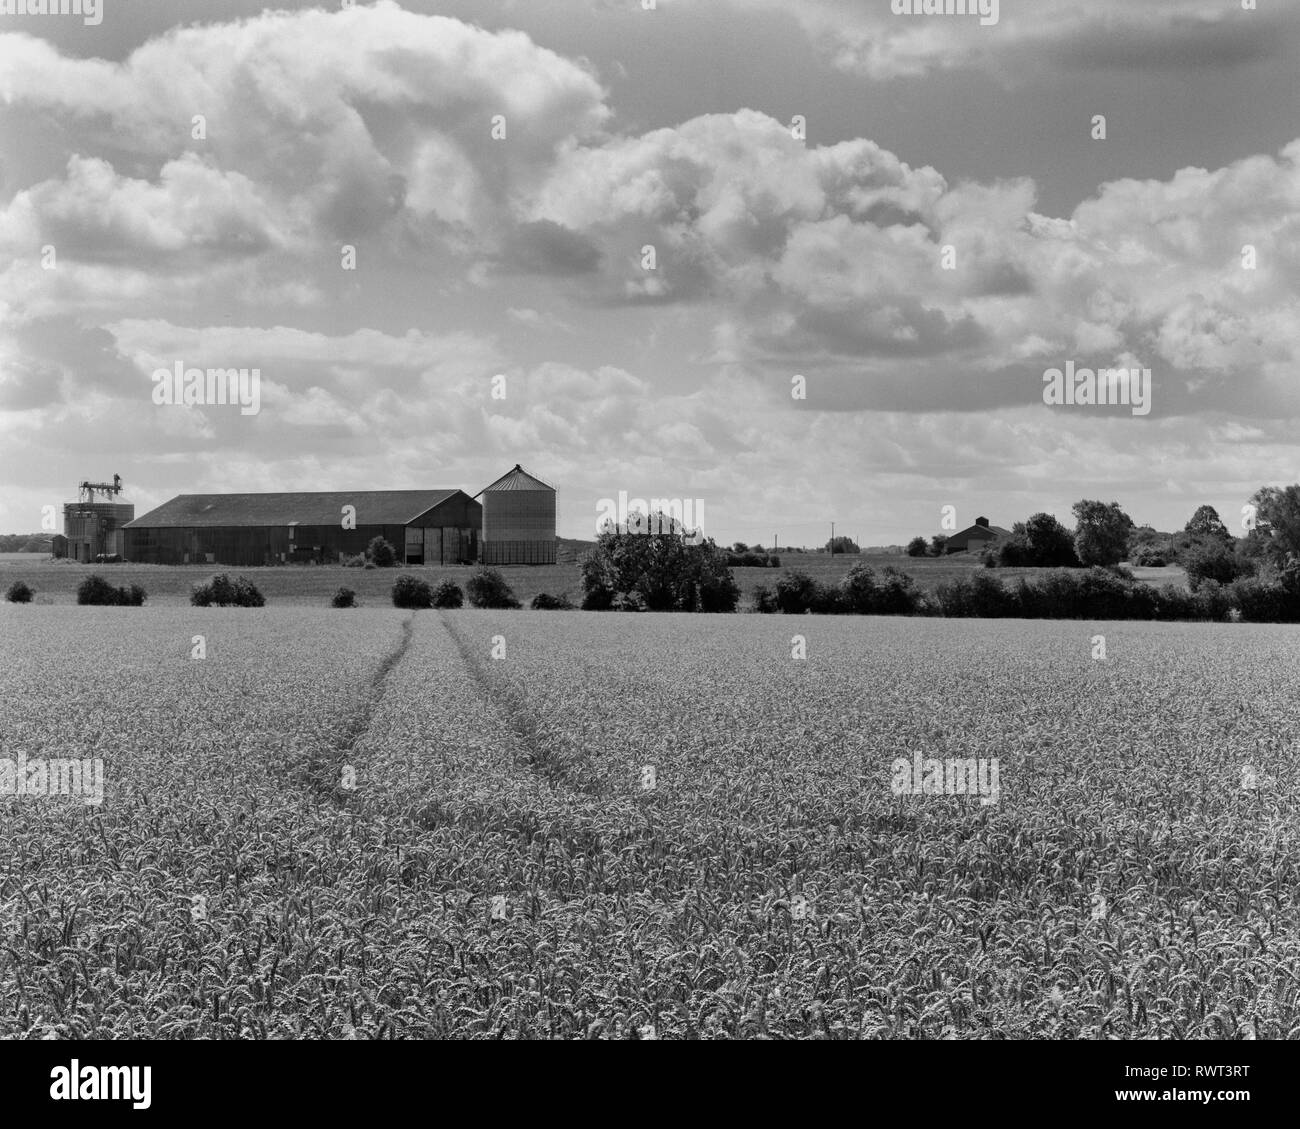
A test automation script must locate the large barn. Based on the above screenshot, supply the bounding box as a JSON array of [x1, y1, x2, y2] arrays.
[[123, 489, 481, 566], [476, 464, 557, 565]]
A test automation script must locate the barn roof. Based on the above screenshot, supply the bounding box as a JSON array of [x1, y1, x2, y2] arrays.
[[947, 522, 1013, 542], [124, 490, 470, 528], [475, 463, 555, 495]]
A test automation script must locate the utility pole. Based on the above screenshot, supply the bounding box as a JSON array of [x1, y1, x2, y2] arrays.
[[831, 521, 835, 555]]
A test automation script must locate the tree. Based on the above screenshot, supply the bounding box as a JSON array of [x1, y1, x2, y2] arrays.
[[999, 512, 1079, 567], [1184, 505, 1230, 541], [579, 528, 738, 612], [1072, 500, 1134, 567], [906, 536, 928, 558], [928, 535, 948, 557], [1249, 485, 1300, 567], [825, 535, 860, 555]]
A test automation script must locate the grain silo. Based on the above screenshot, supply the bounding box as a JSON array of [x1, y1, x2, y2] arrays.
[[476, 464, 557, 565], [60, 475, 135, 562]]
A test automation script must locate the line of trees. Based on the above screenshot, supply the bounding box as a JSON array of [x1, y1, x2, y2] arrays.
[[903, 488, 1300, 580]]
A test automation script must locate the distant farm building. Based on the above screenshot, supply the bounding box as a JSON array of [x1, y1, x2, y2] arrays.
[[123, 490, 481, 566], [476, 464, 557, 565], [58, 475, 134, 562], [944, 516, 1012, 554]]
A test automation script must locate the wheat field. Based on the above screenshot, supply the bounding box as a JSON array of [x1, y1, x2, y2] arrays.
[[1, 607, 1296, 1038]]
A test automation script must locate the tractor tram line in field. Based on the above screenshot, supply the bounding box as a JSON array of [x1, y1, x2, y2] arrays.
[[295, 616, 416, 808], [435, 612, 604, 798]]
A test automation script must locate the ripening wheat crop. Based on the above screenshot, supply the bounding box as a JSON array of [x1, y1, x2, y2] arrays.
[[1, 606, 1297, 1039]]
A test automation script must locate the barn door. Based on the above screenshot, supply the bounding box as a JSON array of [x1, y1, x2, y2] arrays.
[[405, 527, 424, 564]]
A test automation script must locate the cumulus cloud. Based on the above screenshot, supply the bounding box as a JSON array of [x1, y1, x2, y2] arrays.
[[0, 1, 609, 264], [0, 153, 285, 264]]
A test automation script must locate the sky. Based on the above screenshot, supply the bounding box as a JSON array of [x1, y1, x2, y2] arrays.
[[1, 0, 1298, 546]]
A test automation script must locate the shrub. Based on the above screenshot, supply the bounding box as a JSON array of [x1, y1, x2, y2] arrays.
[[1132, 547, 1168, 567], [934, 572, 1017, 618], [1190, 579, 1233, 622], [1229, 576, 1300, 623], [1031, 568, 1154, 620], [580, 586, 615, 611], [874, 567, 922, 614], [1055, 568, 1141, 619], [611, 592, 645, 612], [331, 587, 357, 608], [367, 537, 397, 568], [191, 574, 263, 607], [432, 581, 464, 609], [840, 564, 920, 615], [341, 554, 366, 568], [5, 580, 33, 604], [363, 561, 377, 570], [751, 584, 777, 613], [1183, 540, 1251, 590], [466, 568, 521, 609], [531, 592, 574, 610], [809, 582, 847, 614], [78, 575, 122, 606], [980, 549, 997, 568], [906, 536, 928, 558], [839, 563, 878, 614], [78, 575, 147, 606], [698, 570, 741, 613], [391, 575, 433, 609], [775, 570, 819, 615]]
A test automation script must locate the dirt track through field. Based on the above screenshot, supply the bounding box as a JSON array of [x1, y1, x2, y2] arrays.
[[297, 615, 415, 805], [436, 613, 603, 797]]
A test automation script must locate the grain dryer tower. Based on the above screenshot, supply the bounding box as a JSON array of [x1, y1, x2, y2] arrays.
[[476, 464, 556, 565], [60, 474, 135, 561]]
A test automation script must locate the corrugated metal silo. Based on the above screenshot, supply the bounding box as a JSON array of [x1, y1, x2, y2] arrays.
[[477, 464, 556, 565], [63, 501, 136, 561]]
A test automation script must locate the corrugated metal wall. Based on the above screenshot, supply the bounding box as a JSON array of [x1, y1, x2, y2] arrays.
[[482, 490, 556, 564], [482, 539, 556, 565], [124, 523, 481, 566], [63, 503, 135, 561]]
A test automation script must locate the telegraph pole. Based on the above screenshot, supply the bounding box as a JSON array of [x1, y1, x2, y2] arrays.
[[831, 521, 835, 555]]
